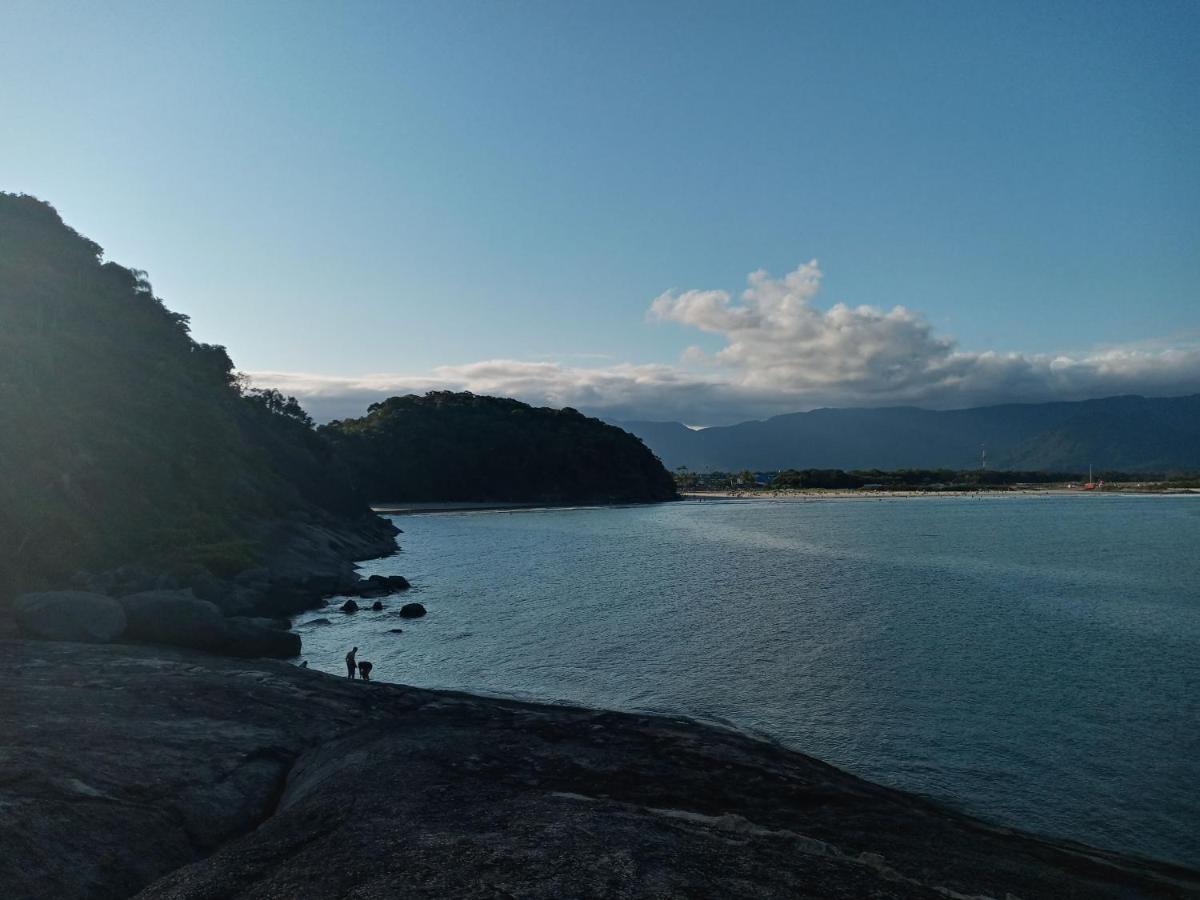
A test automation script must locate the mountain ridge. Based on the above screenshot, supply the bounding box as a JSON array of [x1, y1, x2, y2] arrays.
[[619, 394, 1200, 472]]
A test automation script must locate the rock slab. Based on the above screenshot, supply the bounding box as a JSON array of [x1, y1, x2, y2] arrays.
[[0, 640, 1197, 900], [12, 591, 126, 643]]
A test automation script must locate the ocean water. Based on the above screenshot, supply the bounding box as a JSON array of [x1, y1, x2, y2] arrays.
[[298, 494, 1200, 866]]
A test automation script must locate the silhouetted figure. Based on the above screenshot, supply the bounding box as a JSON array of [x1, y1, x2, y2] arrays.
[[357, 660, 373, 682], [345, 646, 358, 679]]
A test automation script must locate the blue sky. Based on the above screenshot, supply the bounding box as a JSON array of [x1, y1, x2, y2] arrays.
[[3, 1, 1197, 422]]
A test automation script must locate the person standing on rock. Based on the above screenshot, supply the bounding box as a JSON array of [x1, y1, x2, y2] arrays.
[[345, 646, 358, 679], [357, 660, 373, 682]]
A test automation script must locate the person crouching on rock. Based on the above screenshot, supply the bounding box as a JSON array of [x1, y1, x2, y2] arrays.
[[357, 660, 373, 682], [346, 646, 358, 679]]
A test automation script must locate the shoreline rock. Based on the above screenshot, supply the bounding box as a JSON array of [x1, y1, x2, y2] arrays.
[[1, 639, 1196, 899], [12, 591, 127, 643], [2, 514, 403, 661]]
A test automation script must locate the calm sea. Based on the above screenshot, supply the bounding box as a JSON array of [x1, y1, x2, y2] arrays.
[[298, 494, 1200, 866]]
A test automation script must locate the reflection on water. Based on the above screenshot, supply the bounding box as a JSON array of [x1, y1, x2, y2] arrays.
[[299, 495, 1200, 866]]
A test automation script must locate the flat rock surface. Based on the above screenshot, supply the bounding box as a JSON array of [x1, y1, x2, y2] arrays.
[[0, 639, 1196, 900]]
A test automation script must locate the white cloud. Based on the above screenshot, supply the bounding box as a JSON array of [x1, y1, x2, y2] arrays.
[[249, 261, 1200, 424]]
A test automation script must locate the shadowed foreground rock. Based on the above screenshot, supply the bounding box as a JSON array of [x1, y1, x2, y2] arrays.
[[1, 640, 1196, 900]]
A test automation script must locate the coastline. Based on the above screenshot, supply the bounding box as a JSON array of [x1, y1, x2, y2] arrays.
[[683, 488, 1200, 501], [371, 498, 683, 515]]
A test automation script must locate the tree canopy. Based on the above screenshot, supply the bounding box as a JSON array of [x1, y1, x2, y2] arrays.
[[0, 194, 372, 597], [321, 392, 679, 504]]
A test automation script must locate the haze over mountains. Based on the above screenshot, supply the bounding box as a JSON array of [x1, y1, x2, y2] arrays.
[[621, 394, 1200, 473]]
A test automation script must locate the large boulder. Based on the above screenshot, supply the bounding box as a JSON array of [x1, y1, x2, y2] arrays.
[[12, 591, 127, 643], [398, 602, 426, 619], [119, 590, 227, 651], [119, 591, 301, 658], [223, 618, 301, 659], [188, 573, 262, 617], [347, 574, 411, 600], [367, 574, 410, 590]]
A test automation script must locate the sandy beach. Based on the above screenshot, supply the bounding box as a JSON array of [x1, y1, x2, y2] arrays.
[[682, 487, 1200, 501], [370, 500, 550, 514]]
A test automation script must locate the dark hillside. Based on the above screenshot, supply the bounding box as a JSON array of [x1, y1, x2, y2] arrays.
[[0, 193, 389, 599], [622, 394, 1200, 472], [322, 392, 679, 504]]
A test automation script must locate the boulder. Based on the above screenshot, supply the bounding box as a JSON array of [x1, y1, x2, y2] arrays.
[[302, 618, 332, 626], [188, 572, 229, 605], [388, 628, 404, 634], [340, 600, 359, 613], [12, 591, 127, 643], [371, 601, 384, 611], [398, 603, 426, 619], [223, 618, 301, 659], [236, 615, 291, 631], [119, 590, 227, 651], [190, 575, 261, 617], [348, 575, 410, 598]]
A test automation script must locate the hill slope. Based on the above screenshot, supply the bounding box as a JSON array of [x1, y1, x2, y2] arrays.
[[321, 392, 679, 503], [0, 193, 391, 598], [622, 394, 1200, 472]]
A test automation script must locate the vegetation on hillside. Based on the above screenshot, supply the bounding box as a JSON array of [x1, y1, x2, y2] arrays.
[[321, 392, 679, 504], [672, 467, 1193, 492], [768, 468, 1085, 490], [0, 194, 373, 597]]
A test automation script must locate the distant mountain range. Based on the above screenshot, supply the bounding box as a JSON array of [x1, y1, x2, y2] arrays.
[[619, 394, 1200, 473]]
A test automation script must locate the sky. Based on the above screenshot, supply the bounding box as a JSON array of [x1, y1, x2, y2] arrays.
[[3, 0, 1198, 424]]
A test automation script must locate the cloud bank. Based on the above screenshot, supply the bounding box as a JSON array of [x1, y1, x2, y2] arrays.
[[250, 261, 1200, 424]]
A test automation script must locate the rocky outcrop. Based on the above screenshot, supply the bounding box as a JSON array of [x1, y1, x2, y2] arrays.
[[12, 591, 127, 643], [251, 518, 399, 616], [223, 617, 301, 659], [120, 591, 229, 650], [117, 592, 298, 659], [399, 602, 426, 618], [340, 573, 412, 600], [1, 640, 1195, 900], [2, 515, 404, 661]]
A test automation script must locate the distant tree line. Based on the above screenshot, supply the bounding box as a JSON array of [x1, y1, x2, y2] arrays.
[[770, 468, 1088, 489], [673, 466, 1197, 491]]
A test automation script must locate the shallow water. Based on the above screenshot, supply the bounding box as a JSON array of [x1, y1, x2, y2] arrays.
[[299, 494, 1200, 866]]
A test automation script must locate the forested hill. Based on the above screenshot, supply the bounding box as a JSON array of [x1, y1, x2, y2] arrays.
[[622, 394, 1200, 473], [321, 392, 679, 504], [0, 193, 388, 598]]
